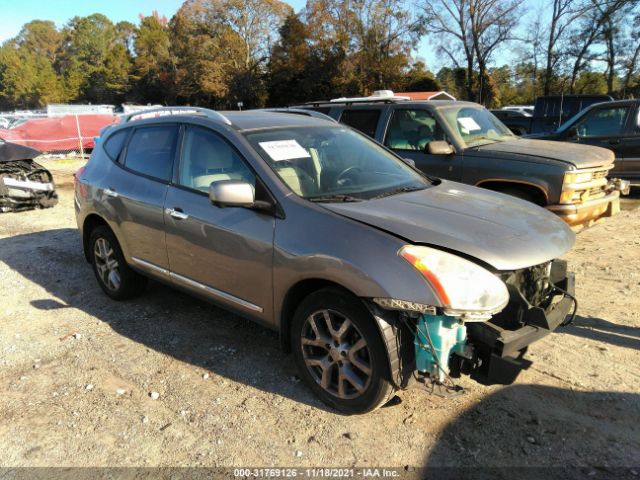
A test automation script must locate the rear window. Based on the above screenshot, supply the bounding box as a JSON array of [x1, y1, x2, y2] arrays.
[[123, 125, 179, 182], [103, 129, 129, 161], [339, 109, 381, 138]]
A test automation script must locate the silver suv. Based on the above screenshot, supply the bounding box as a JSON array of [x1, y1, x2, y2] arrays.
[[75, 107, 577, 413]]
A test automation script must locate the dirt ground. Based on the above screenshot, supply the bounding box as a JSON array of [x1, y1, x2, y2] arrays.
[[0, 159, 638, 475]]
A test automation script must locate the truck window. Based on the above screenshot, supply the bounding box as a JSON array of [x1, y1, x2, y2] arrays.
[[339, 109, 380, 138], [385, 109, 445, 151], [577, 107, 629, 137]]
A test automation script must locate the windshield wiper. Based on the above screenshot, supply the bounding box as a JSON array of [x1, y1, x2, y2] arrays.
[[372, 185, 426, 199], [307, 194, 363, 203]]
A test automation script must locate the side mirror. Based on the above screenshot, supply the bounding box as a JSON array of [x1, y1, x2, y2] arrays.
[[427, 140, 455, 155], [209, 180, 255, 207], [567, 126, 578, 139], [403, 158, 416, 167]]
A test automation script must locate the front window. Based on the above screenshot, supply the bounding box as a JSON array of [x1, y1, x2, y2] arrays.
[[576, 107, 629, 137], [178, 126, 255, 192], [440, 106, 514, 148], [385, 109, 446, 151], [244, 126, 430, 201]]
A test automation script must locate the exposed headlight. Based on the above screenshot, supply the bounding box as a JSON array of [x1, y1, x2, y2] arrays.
[[399, 245, 509, 321], [564, 170, 592, 185]]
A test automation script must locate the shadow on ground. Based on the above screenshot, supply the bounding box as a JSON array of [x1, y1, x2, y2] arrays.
[[421, 384, 639, 479], [559, 315, 640, 351], [0, 227, 333, 413]]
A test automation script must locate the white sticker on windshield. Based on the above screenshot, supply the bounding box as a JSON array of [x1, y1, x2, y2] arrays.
[[457, 117, 481, 132], [258, 140, 311, 161]]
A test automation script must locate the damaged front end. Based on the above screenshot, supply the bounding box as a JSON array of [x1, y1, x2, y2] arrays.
[[374, 257, 576, 396], [0, 141, 58, 213]]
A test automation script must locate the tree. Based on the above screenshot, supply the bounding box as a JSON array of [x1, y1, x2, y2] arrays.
[[15, 20, 62, 64], [540, 0, 589, 95], [423, 0, 520, 104], [268, 14, 313, 106], [567, 0, 635, 94], [403, 61, 441, 92], [133, 14, 173, 103]]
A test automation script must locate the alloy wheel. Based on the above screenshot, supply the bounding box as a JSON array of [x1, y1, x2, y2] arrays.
[[301, 309, 373, 399], [93, 237, 121, 292]]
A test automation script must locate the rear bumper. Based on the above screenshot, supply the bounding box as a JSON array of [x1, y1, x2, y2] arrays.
[[547, 191, 620, 226]]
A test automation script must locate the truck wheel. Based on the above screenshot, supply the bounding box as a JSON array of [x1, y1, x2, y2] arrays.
[[89, 226, 147, 300], [500, 187, 540, 205], [291, 288, 394, 414]]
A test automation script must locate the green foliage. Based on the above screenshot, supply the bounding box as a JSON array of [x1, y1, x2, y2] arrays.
[[0, 1, 638, 112]]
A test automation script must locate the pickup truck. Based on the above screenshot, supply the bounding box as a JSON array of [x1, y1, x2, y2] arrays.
[[493, 95, 613, 136], [296, 94, 627, 227], [527, 99, 640, 182]]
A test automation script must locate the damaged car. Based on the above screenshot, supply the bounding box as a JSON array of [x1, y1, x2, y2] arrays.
[[75, 108, 577, 414], [0, 139, 58, 213]]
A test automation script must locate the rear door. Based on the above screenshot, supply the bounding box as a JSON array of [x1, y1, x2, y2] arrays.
[[338, 108, 383, 139], [108, 124, 178, 272], [382, 107, 462, 180], [163, 124, 275, 320]]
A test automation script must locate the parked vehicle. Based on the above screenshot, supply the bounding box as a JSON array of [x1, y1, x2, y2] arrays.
[[490, 109, 532, 136], [526, 99, 640, 182], [296, 92, 626, 227], [0, 139, 58, 212], [501, 105, 534, 116], [498, 95, 613, 136], [75, 107, 577, 413]]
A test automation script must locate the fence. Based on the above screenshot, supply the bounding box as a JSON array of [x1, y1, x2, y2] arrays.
[[0, 114, 118, 158]]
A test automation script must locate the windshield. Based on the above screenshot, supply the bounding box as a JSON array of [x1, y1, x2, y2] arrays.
[[441, 106, 514, 148], [244, 126, 431, 201]]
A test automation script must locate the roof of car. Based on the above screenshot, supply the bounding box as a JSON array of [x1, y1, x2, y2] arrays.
[[118, 108, 336, 131], [222, 110, 336, 130]]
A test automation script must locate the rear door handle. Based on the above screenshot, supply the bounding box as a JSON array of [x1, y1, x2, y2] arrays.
[[166, 208, 189, 220], [104, 188, 118, 198], [609, 139, 621, 145]]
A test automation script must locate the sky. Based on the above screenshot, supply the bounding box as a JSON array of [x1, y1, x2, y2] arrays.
[[0, 0, 540, 73]]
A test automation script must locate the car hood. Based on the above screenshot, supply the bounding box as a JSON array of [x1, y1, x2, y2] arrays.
[[475, 138, 613, 169], [323, 180, 575, 271], [0, 140, 40, 162]]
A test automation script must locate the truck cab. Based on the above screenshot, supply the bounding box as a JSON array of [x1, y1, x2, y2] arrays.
[[293, 91, 628, 227]]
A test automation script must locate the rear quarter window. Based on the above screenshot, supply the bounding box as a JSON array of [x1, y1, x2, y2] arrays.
[[103, 129, 129, 161], [339, 109, 381, 138], [123, 125, 179, 182]]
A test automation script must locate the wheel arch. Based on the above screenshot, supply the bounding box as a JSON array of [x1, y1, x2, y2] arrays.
[[279, 278, 356, 353], [278, 278, 402, 389], [82, 214, 110, 263], [476, 179, 548, 206]]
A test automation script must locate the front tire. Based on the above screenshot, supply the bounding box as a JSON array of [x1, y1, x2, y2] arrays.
[[89, 226, 147, 300], [291, 288, 394, 414]]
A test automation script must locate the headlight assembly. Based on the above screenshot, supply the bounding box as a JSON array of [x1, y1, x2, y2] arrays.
[[399, 245, 509, 321]]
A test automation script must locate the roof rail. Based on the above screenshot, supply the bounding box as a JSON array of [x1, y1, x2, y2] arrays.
[[258, 108, 338, 122], [121, 107, 232, 126]]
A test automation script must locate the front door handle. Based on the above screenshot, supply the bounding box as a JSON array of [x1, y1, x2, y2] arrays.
[[166, 208, 189, 220], [104, 188, 118, 198]]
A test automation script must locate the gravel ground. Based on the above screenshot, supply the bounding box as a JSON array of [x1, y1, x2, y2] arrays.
[[0, 160, 638, 476]]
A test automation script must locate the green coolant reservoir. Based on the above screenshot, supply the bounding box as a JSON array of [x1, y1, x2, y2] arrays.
[[415, 315, 467, 382]]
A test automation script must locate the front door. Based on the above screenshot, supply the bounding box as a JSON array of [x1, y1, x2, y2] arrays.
[[570, 104, 631, 177], [164, 125, 275, 320], [618, 106, 640, 179], [384, 108, 462, 180]]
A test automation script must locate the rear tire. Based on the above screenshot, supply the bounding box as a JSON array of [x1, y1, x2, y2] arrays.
[[89, 226, 147, 300], [291, 288, 394, 414]]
